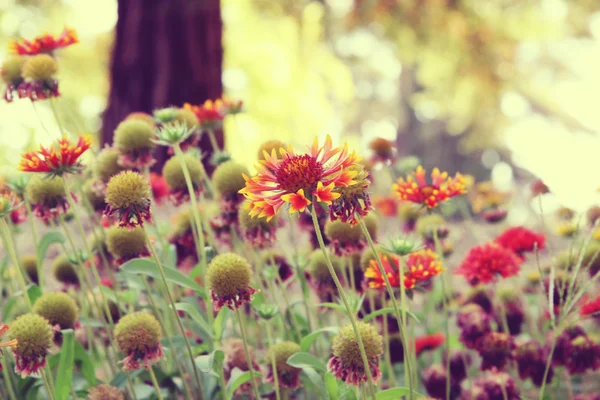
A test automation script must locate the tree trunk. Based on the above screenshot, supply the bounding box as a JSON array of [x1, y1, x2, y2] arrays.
[[101, 0, 223, 170]]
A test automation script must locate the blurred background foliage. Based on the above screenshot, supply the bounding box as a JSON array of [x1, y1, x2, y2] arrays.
[[1, 0, 600, 211]]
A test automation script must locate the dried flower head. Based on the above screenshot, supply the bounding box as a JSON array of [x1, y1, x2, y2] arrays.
[[87, 384, 124, 400], [83, 179, 106, 212], [307, 249, 343, 300], [25, 176, 70, 224], [563, 335, 600, 375], [20, 135, 92, 177], [8, 313, 53, 377], [265, 341, 302, 389], [20, 255, 38, 285], [9, 27, 78, 55], [258, 140, 286, 160], [126, 112, 156, 128], [422, 365, 461, 399], [113, 120, 156, 169], [515, 341, 553, 387], [114, 312, 164, 371], [479, 332, 515, 370], [1, 56, 26, 102], [162, 154, 203, 205], [328, 321, 383, 386], [104, 171, 152, 228], [213, 160, 249, 197], [328, 164, 373, 225], [221, 338, 260, 394], [17, 54, 60, 100], [467, 370, 520, 400], [106, 225, 149, 265], [325, 215, 377, 256], [206, 253, 257, 311], [240, 135, 358, 220], [33, 292, 78, 331], [457, 243, 522, 286], [239, 205, 278, 249], [457, 304, 491, 350], [369, 137, 395, 162], [393, 166, 466, 208], [94, 146, 126, 183], [52, 254, 79, 287]]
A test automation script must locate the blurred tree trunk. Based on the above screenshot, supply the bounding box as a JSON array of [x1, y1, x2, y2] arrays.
[[101, 0, 223, 170]]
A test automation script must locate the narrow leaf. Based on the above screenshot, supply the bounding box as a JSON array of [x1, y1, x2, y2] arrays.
[[287, 352, 327, 373], [120, 258, 205, 296], [226, 368, 261, 400], [301, 367, 328, 399], [363, 307, 420, 323], [300, 327, 339, 352], [54, 329, 75, 400], [376, 388, 421, 400], [213, 307, 230, 342], [74, 341, 97, 386], [174, 303, 213, 347], [317, 302, 346, 313], [324, 372, 339, 400], [36, 231, 65, 266]]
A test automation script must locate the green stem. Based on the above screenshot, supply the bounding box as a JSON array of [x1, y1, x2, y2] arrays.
[[311, 208, 377, 400], [287, 214, 313, 332], [382, 313, 396, 388], [0, 218, 31, 308], [148, 367, 164, 400], [357, 218, 412, 398], [432, 229, 451, 400], [2, 353, 17, 400], [23, 199, 41, 289], [49, 97, 65, 135], [141, 227, 204, 396], [235, 308, 262, 400], [539, 331, 558, 400], [207, 129, 220, 153], [265, 320, 281, 400], [40, 369, 56, 400]]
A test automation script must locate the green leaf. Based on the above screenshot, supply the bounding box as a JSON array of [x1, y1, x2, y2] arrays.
[[27, 284, 42, 304], [36, 231, 65, 266], [54, 329, 75, 400], [324, 372, 339, 400], [110, 370, 142, 389], [376, 388, 420, 400], [363, 307, 420, 323], [162, 243, 177, 268], [317, 302, 346, 313], [174, 303, 213, 347], [195, 349, 225, 374], [286, 352, 327, 373], [74, 341, 96, 386], [300, 327, 339, 352], [120, 258, 205, 296], [213, 307, 230, 342], [301, 367, 328, 399], [226, 368, 261, 400]]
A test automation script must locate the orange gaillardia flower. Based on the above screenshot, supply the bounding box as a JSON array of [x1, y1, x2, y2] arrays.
[[9, 27, 78, 56], [184, 100, 225, 130], [364, 249, 443, 290], [239, 135, 358, 220], [0, 323, 18, 372], [20, 135, 92, 177], [393, 166, 466, 208]]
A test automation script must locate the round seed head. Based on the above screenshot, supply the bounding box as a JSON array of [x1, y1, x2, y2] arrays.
[[175, 108, 199, 129], [239, 205, 278, 230], [8, 313, 53, 358], [307, 249, 342, 280], [21, 54, 57, 81], [105, 171, 150, 210], [94, 147, 126, 182], [105, 225, 147, 260], [212, 160, 249, 196], [1, 56, 26, 84], [415, 214, 446, 236], [87, 384, 124, 400], [258, 140, 286, 160], [332, 321, 383, 366], [114, 120, 156, 152], [33, 292, 78, 330], [324, 214, 377, 243], [114, 312, 161, 355], [162, 154, 203, 190], [266, 341, 301, 375], [206, 253, 252, 297], [20, 254, 38, 284], [26, 175, 66, 204], [83, 179, 105, 210], [126, 112, 156, 129], [52, 254, 79, 285]]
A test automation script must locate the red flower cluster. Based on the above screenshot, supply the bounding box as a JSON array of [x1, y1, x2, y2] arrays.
[[19, 135, 92, 177], [581, 295, 600, 318], [9, 27, 78, 55], [415, 333, 445, 357], [149, 173, 169, 205], [457, 243, 522, 285], [495, 226, 545, 258], [184, 100, 225, 130]]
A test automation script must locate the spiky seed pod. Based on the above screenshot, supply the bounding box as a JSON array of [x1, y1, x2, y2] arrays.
[[206, 253, 257, 311], [105, 225, 149, 264], [33, 292, 78, 330], [21, 54, 57, 81], [26, 175, 66, 205], [52, 254, 79, 286], [113, 120, 155, 152], [175, 108, 199, 129], [114, 312, 163, 371], [94, 146, 126, 183], [20, 255, 38, 284], [171, 208, 195, 236], [328, 321, 383, 385], [258, 140, 286, 160], [126, 112, 156, 129], [307, 249, 342, 281], [212, 160, 249, 197], [416, 214, 448, 239], [265, 341, 302, 389], [83, 179, 106, 211], [87, 384, 124, 400], [104, 171, 152, 228], [1, 56, 26, 84], [162, 154, 202, 190], [8, 313, 53, 377]]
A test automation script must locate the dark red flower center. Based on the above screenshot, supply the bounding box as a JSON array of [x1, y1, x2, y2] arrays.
[[276, 154, 324, 193], [420, 185, 436, 197]]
